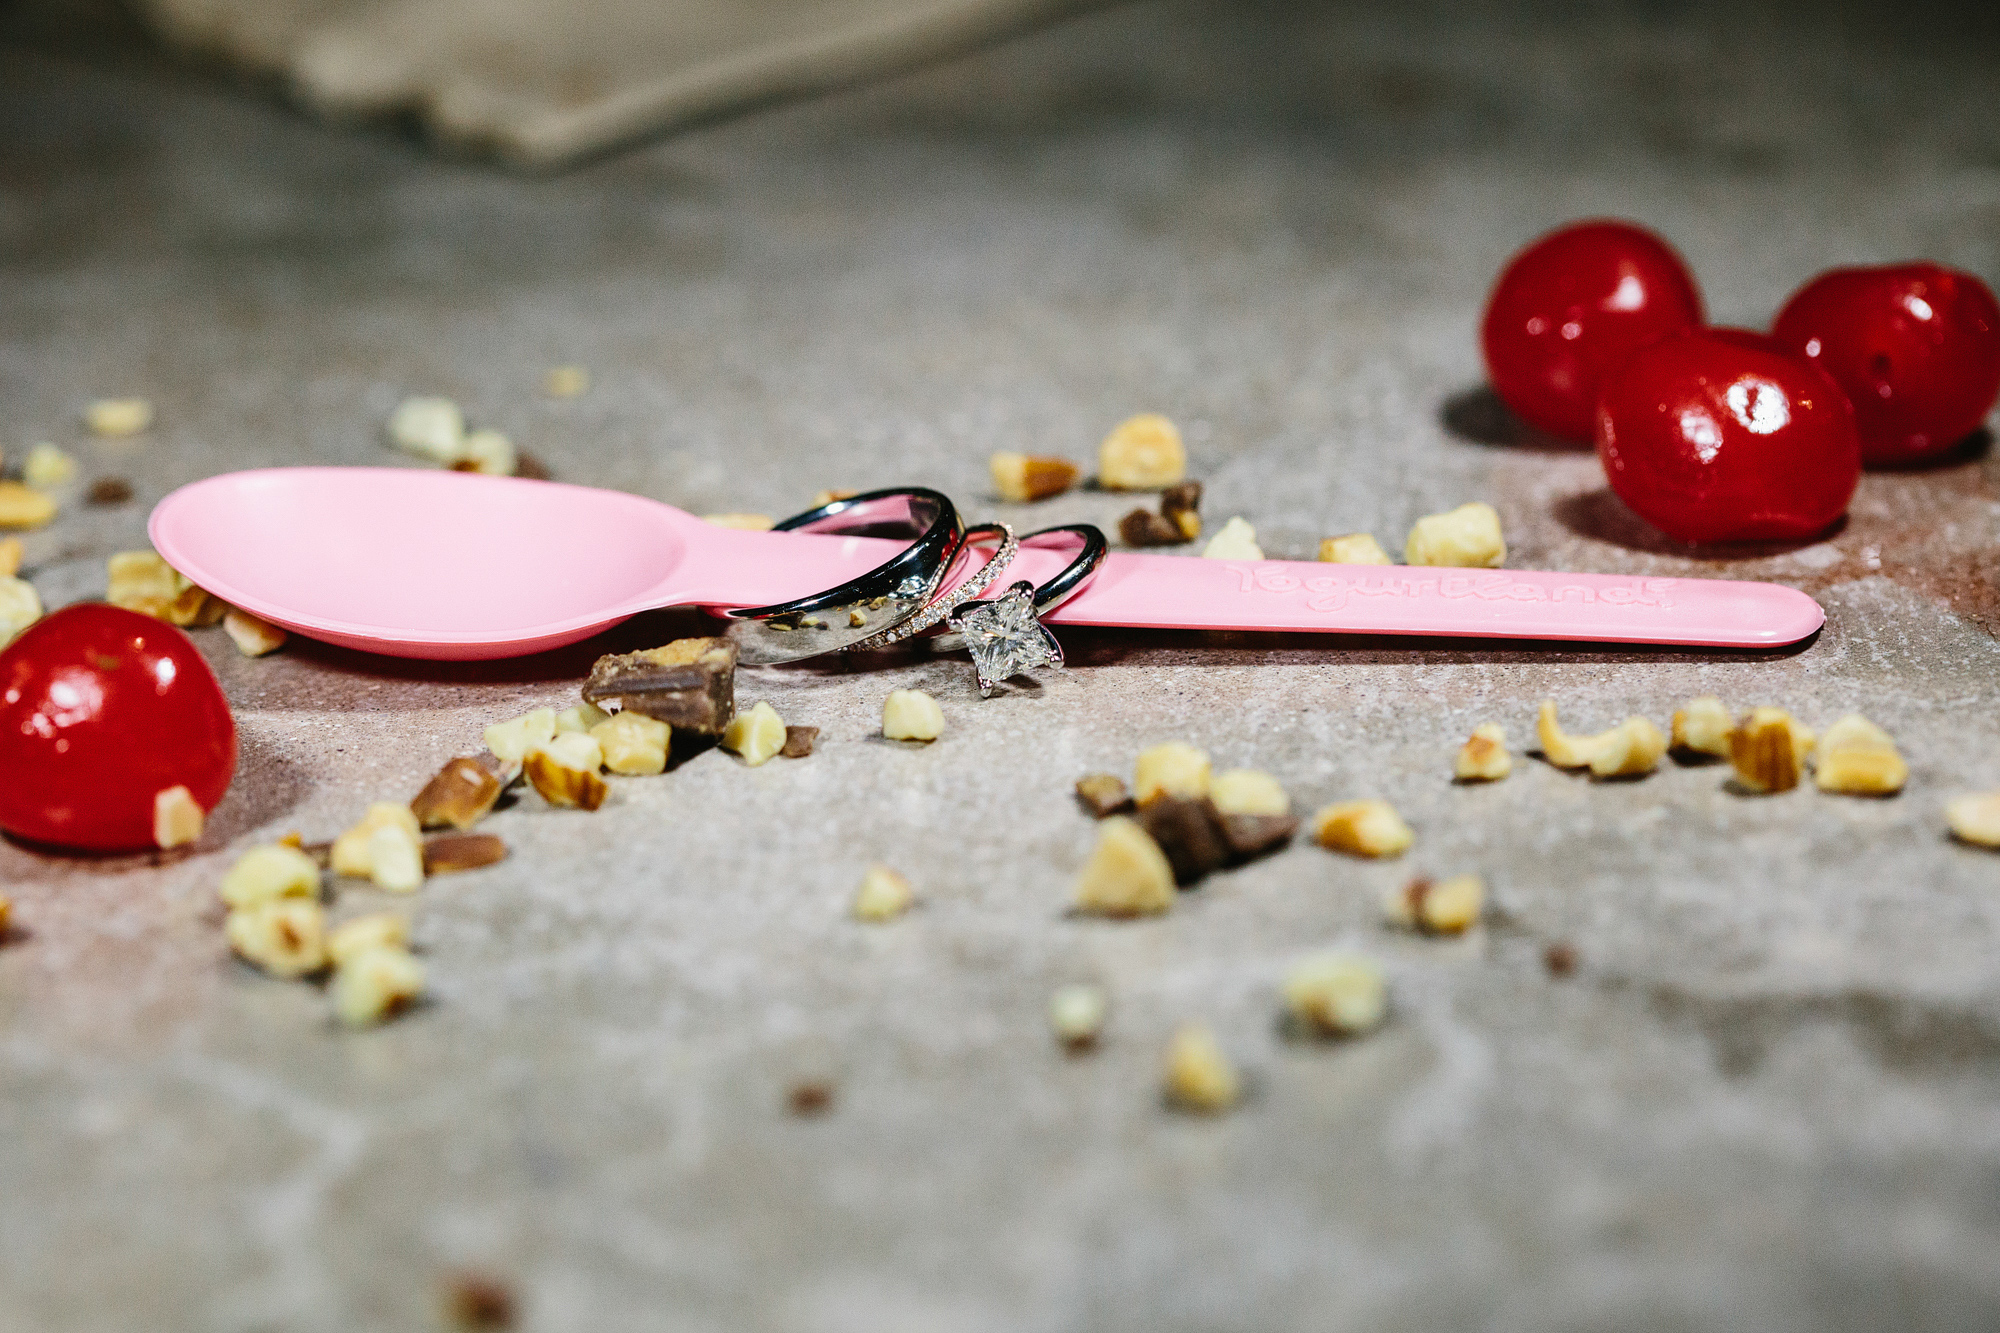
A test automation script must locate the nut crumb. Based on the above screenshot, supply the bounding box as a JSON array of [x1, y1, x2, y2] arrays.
[[543, 364, 590, 398], [1074, 773, 1134, 818], [1728, 707, 1816, 793], [0, 575, 43, 648], [0, 536, 20, 577], [1163, 1022, 1240, 1114], [226, 899, 327, 977], [223, 606, 288, 657], [388, 396, 463, 462], [445, 1273, 515, 1328], [881, 690, 943, 742], [86, 476, 134, 506], [24, 443, 76, 487], [367, 822, 426, 893], [84, 397, 154, 438], [1385, 874, 1485, 935], [0, 482, 56, 531], [1048, 983, 1108, 1050], [454, 428, 516, 476], [333, 945, 425, 1026], [1098, 413, 1186, 490], [787, 1081, 835, 1117], [1670, 696, 1733, 758], [484, 708, 558, 764], [1454, 723, 1512, 781], [423, 833, 507, 875], [1813, 713, 1906, 796], [219, 844, 320, 910], [328, 913, 410, 968], [990, 451, 1081, 503], [1537, 702, 1664, 778], [332, 802, 422, 878], [1404, 501, 1505, 568], [1210, 768, 1288, 817], [1283, 952, 1388, 1037], [781, 725, 818, 758], [723, 700, 789, 765], [852, 864, 914, 921], [1945, 791, 2000, 848], [153, 785, 204, 849], [1133, 741, 1210, 807], [1310, 799, 1412, 858], [1201, 515, 1262, 561], [591, 711, 671, 775], [1317, 533, 1392, 565], [702, 513, 775, 531], [0, 893, 10, 939], [1543, 941, 1579, 977], [526, 733, 608, 810], [1073, 816, 1175, 916], [411, 757, 506, 830]]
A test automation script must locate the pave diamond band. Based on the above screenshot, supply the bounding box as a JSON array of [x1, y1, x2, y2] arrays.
[[846, 523, 1019, 652]]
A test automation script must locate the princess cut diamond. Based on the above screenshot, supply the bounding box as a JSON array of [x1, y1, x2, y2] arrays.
[[952, 581, 1063, 696]]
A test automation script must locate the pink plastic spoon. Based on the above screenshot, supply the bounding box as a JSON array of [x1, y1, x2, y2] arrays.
[[150, 468, 1823, 661]]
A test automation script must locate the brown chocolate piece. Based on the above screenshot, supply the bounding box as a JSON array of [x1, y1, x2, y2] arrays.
[[1075, 773, 1134, 818], [1218, 812, 1297, 862], [423, 832, 508, 874], [1119, 508, 1186, 547], [787, 1080, 835, 1116], [87, 476, 133, 506], [582, 637, 737, 735], [1160, 480, 1203, 526], [1544, 942, 1578, 977], [444, 1272, 517, 1328], [512, 451, 551, 481], [781, 725, 819, 758], [1139, 797, 1232, 886], [411, 756, 506, 830]]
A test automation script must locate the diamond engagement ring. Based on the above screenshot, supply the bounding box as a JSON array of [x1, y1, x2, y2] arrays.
[[944, 523, 1107, 696], [845, 522, 1019, 652], [719, 487, 963, 665]]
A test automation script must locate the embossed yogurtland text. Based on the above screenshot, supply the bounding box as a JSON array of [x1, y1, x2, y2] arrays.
[[1224, 565, 1678, 613]]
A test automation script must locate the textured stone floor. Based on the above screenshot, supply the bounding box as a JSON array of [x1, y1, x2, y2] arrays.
[[2, 2, 1999, 1330]]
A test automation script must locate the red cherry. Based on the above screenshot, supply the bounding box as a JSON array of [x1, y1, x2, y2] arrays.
[[1595, 327, 1860, 544], [0, 604, 235, 852], [1481, 220, 1706, 442], [1772, 263, 2000, 466]]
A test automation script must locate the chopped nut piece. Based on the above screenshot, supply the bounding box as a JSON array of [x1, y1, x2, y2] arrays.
[[483, 708, 558, 764], [1118, 507, 1188, 547], [84, 397, 154, 438], [1454, 722, 1512, 781], [1544, 942, 1579, 977], [1072, 816, 1176, 917], [543, 365, 590, 398], [0, 575, 42, 648], [787, 1080, 835, 1116], [1311, 799, 1412, 858], [1537, 702, 1664, 777], [23, 443, 75, 487], [153, 785, 204, 849], [107, 550, 187, 619], [1318, 533, 1393, 565], [526, 733, 608, 809], [455, 428, 517, 476], [0, 536, 20, 577], [1210, 768, 1288, 817], [327, 912, 410, 967], [1670, 696, 1734, 758], [1159, 481, 1203, 541], [591, 712, 671, 775], [219, 844, 321, 910], [512, 451, 551, 481], [226, 899, 327, 977], [990, 451, 1081, 503], [703, 512, 775, 530], [1048, 983, 1108, 1050], [388, 396, 464, 461], [1405, 501, 1505, 568], [780, 725, 818, 758], [1133, 741, 1210, 807], [1946, 791, 2000, 848], [1201, 515, 1263, 561], [368, 823, 426, 893], [1163, 1022, 1240, 1113], [583, 638, 738, 735], [0, 893, 10, 938], [332, 945, 425, 1026], [86, 476, 133, 506], [444, 1272, 517, 1330], [423, 832, 508, 874], [411, 757, 505, 830], [1139, 797, 1232, 885], [222, 606, 288, 657], [1385, 874, 1485, 935], [168, 582, 224, 628], [1728, 707, 1816, 793], [0, 482, 57, 530], [1098, 413, 1187, 490], [723, 700, 789, 765], [332, 802, 423, 878], [556, 702, 610, 734], [1813, 713, 1907, 796], [1283, 952, 1388, 1037], [881, 690, 944, 742], [1218, 812, 1298, 861], [1075, 773, 1134, 818], [852, 864, 914, 921]]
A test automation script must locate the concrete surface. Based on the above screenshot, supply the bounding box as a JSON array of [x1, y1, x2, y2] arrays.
[[3, 2, 2000, 1329]]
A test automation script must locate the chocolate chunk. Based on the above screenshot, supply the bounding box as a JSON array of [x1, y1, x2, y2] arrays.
[[1160, 480, 1203, 521], [1075, 773, 1134, 818], [1219, 812, 1298, 862], [410, 756, 505, 830], [87, 476, 133, 506], [781, 725, 819, 758], [512, 451, 551, 481], [1119, 507, 1186, 548], [787, 1080, 835, 1116], [423, 832, 508, 874], [1544, 942, 1578, 978], [444, 1272, 516, 1328], [1139, 797, 1232, 886], [582, 637, 737, 735]]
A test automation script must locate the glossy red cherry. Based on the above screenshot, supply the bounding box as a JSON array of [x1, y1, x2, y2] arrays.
[[1481, 220, 1706, 442], [1772, 263, 2000, 466], [1595, 327, 1860, 544], [0, 604, 235, 852]]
